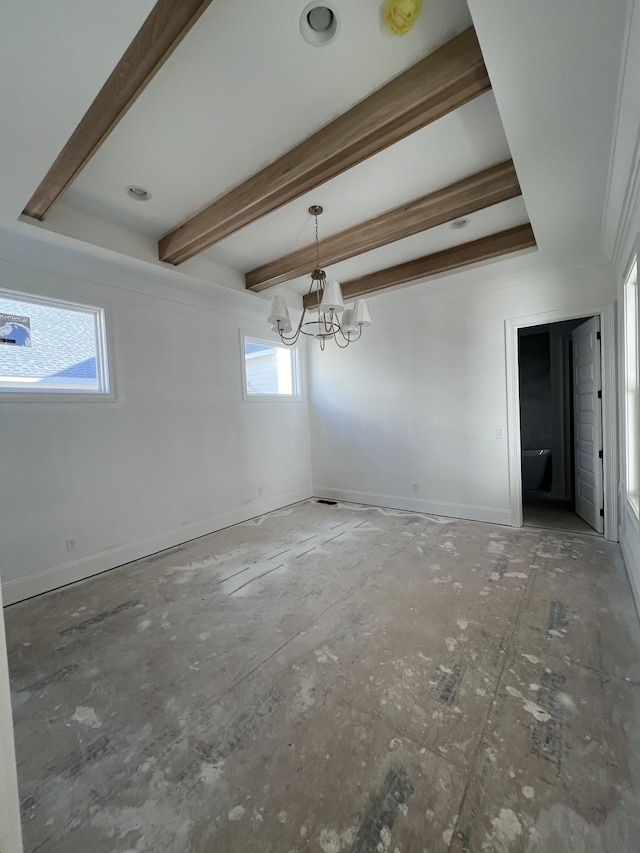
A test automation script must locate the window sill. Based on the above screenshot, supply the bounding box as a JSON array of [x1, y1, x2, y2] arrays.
[[0, 390, 116, 403], [243, 393, 304, 403]]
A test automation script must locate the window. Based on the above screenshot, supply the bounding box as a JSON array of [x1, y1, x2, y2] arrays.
[[0, 290, 110, 395], [624, 258, 639, 515], [242, 335, 301, 399]]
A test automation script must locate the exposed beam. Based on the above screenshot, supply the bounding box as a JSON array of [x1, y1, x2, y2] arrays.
[[159, 26, 491, 265], [246, 161, 520, 292], [22, 0, 216, 221], [302, 224, 537, 308]]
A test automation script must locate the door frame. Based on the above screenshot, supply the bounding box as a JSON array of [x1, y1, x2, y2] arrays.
[[505, 303, 618, 540]]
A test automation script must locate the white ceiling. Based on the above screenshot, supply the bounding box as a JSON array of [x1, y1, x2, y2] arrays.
[[0, 0, 630, 301], [468, 0, 628, 265], [207, 90, 512, 280]]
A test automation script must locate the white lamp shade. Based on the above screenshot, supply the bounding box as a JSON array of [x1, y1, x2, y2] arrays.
[[341, 308, 357, 334], [319, 279, 345, 314], [271, 321, 292, 334], [352, 298, 372, 327], [267, 295, 291, 327]]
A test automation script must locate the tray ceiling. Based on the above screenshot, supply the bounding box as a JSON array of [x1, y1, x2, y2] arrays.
[[1, 0, 629, 302]]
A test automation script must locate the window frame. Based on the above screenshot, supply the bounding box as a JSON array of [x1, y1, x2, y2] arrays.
[[240, 331, 303, 402], [0, 287, 114, 402], [623, 256, 639, 517]]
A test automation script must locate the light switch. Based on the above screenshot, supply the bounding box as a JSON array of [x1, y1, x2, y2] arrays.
[[495, 428, 505, 439]]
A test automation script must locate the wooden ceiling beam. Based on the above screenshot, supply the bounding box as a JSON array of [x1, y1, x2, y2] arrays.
[[159, 26, 491, 265], [246, 161, 521, 292], [22, 0, 216, 221], [302, 224, 536, 308]]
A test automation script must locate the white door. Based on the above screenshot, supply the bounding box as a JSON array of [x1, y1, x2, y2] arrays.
[[572, 317, 603, 533]]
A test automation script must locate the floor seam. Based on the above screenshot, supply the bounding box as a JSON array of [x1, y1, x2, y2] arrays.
[[509, 637, 640, 685], [445, 528, 545, 851], [338, 694, 470, 775], [196, 521, 433, 723]]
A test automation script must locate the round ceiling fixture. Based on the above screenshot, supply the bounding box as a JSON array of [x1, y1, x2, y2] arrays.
[[450, 218, 469, 230], [300, 3, 338, 46], [308, 6, 333, 31], [126, 185, 152, 201]]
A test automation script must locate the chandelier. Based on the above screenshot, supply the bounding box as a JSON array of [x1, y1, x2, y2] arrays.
[[267, 205, 372, 349]]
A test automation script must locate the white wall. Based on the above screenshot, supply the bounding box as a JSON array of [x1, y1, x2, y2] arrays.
[[309, 260, 615, 524], [602, 0, 640, 610], [0, 233, 312, 605]]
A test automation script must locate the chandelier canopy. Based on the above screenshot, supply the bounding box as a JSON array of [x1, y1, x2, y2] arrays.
[[267, 205, 372, 349]]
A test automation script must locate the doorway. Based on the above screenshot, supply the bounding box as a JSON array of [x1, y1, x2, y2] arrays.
[[518, 317, 599, 534], [505, 305, 617, 541]]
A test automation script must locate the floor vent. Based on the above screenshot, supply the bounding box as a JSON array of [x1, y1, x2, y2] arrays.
[[316, 499, 337, 505]]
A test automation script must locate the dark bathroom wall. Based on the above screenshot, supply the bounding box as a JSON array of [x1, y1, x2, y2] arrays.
[[519, 331, 552, 450]]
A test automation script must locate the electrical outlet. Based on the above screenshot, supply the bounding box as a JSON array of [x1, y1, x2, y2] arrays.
[[257, 485, 263, 496], [66, 538, 77, 553], [495, 428, 505, 439], [412, 482, 419, 493]]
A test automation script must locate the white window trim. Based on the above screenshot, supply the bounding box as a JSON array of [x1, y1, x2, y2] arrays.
[[624, 256, 639, 518], [240, 330, 304, 402], [0, 287, 115, 402]]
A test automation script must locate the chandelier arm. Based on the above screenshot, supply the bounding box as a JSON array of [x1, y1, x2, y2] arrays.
[[332, 331, 351, 349], [338, 326, 363, 344], [306, 277, 322, 301], [277, 308, 308, 346], [278, 327, 301, 345]]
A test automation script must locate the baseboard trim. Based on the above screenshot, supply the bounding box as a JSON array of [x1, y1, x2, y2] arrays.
[[313, 487, 512, 526], [619, 501, 640, 621], [2, 488, 313, 606]]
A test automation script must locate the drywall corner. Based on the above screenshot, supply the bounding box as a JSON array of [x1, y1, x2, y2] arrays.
[[0, 584, 24, 853]]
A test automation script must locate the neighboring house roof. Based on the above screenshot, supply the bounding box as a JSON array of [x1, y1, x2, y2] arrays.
[[0, 298, 97, 379], [245, 341, 274, 356], [53, 357, 97, 379]]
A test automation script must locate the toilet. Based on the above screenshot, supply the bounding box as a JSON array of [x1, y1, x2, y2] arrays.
[[521, 449, 551, 491]]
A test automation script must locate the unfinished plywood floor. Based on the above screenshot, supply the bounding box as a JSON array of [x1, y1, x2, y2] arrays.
[[5, 500, 640, 852], [522, 497, 597, 536]]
